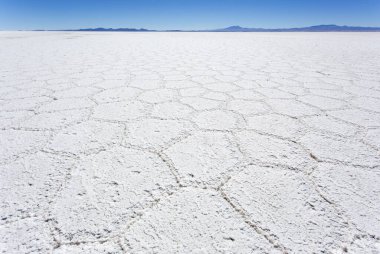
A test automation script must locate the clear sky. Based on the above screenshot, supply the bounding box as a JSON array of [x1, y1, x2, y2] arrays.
[[1, 0, 380, 30]]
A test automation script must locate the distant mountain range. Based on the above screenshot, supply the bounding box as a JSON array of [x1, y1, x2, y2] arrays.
[[208, 25, 380, 32], [43, 24, 380, 32], [43, 27, 151, 32]]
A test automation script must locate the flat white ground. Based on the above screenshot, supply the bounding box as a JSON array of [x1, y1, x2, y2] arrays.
[[0, 32, 380, 253]]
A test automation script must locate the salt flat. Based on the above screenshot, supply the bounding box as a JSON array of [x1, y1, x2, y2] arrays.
[[0, 32, 380, 253]]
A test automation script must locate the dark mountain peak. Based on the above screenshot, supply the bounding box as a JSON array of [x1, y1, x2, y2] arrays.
[[310, 24, 339, 28], [215, 25, 252, 31], [226, 25, 243, 29]]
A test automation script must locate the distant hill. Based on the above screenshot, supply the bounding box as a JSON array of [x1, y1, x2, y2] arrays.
[[206, 24, 380, 32], [38, 24, 380, 32]]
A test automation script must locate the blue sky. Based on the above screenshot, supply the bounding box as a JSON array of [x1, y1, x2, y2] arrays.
[[1, 0, 380, 30]]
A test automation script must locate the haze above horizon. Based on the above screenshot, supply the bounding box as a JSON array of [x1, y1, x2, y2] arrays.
[[1, 0, 380, 30]]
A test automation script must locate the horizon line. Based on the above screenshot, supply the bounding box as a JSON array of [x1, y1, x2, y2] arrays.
[[3, 24, 380, 32]]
